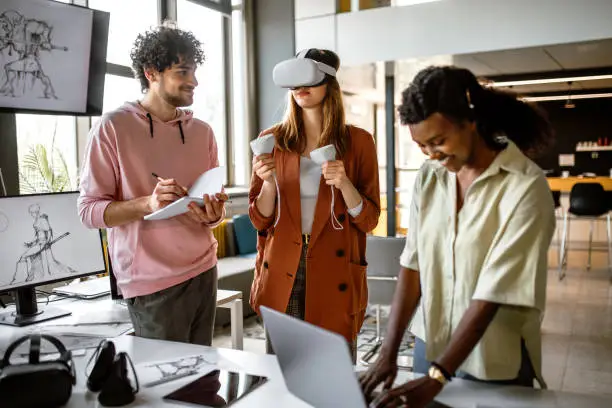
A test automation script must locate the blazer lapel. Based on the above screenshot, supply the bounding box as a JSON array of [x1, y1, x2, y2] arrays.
[[281, 151, 302, 237], [309, 176, 333, 245]]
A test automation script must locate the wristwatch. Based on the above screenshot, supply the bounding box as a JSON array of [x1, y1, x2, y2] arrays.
[[428, 365, 448, 385]]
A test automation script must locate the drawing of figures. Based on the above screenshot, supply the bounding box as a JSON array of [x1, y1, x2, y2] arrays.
[[145, 355, 214, 378], [10, 203, 76, 284], [0, 10, 68, 99]]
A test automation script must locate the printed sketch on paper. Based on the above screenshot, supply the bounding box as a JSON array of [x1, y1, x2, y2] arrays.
[[144, 355, 216, 378], [0, 10, 68, 100], [10, 203, 76, 285]]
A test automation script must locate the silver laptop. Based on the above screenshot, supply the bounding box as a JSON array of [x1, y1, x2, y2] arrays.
[[260, 306, 368, 408], [53, 276, 111, 299]]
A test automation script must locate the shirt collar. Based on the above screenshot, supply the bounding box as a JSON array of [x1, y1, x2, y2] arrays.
[[433, 139, 528, 179]]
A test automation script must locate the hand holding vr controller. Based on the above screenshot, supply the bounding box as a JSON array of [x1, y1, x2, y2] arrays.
[[251, 134, 281, 227], [251, 133, 276, 184]]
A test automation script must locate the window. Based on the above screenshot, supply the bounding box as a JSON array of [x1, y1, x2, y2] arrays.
[[102, 74, 143, 114], [231, 7, 248, 185], [88, 0, 159, 67], [177, 0, 227, 182], [16, 115, 78, 194]]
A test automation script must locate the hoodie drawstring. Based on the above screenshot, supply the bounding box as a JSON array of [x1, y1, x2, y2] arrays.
[[146, 113, 154, 138], [178, 121, 185, 144], [145, 113, 185, 144]]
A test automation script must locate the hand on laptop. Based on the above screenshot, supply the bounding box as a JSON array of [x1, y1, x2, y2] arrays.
[[367, 376, 443, 408], [359, 353, 398, 401]]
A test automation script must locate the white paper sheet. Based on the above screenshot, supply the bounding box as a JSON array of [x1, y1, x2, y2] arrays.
[[136, 354, 217, 387], [144, 167, 225, 221]]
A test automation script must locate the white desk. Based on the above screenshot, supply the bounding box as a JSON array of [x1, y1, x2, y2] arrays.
[[58, 335, 612, 408], [215, 289, 243, 350], [0, 289, 244, 350]]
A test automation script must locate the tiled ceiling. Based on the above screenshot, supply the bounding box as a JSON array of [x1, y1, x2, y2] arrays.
[[452, 39, 612, 94]]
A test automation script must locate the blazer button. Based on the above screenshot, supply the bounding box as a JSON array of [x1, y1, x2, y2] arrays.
[[338, 283, 348, 292], [336, 249, 345, 257], [337, 214, 346, 223], [263, 261, 269, 269]]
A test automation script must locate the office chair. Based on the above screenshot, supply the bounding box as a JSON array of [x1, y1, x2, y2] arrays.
[[558, 183, 612, 280], [360, 235, 409, 368]]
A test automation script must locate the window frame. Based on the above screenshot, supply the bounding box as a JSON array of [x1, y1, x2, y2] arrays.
[[74, 0, 246, 187]]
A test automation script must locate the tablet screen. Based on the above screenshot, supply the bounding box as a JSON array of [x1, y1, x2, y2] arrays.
[[162, 369, 268, 407]]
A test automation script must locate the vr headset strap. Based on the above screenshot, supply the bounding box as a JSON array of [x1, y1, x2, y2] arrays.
[[29, 334, 41, 365], [296, 50, 337, 77]]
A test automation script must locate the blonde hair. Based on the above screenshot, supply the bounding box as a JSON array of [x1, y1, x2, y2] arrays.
[[272, 78, 348, 157]]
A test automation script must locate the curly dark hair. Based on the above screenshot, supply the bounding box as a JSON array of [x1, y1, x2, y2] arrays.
[[398, 66, 554, 158], [130, 24, 205, 92]]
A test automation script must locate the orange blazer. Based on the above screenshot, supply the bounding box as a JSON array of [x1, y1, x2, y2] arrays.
[[248, 126, 381, 342]]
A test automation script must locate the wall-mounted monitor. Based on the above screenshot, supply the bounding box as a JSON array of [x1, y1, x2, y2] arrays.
[[0, 0, 109, 116]]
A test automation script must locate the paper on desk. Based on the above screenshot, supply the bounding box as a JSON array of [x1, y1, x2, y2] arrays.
[[144, 166, 225, 221], [35, 322, 133, 338], [136, 354, 218, 386]]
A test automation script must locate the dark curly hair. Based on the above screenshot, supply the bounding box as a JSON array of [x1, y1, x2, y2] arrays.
[[398, 66, 554, 158], [130, 24, 205, 92]]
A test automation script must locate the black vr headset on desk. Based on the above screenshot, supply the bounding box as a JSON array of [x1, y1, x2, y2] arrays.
[[0, 334, 76, 408], [0, 334, 139, 408]]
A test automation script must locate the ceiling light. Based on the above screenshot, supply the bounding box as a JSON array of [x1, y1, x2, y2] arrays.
[[522, 93, 612, 102], [488, 74, 612, 87]]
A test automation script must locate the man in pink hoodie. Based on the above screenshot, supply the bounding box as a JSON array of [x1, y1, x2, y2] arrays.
[[78, 24, 226, 346]]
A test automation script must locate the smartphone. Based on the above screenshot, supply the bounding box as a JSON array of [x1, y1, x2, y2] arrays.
[[162, 369, 268, 407]]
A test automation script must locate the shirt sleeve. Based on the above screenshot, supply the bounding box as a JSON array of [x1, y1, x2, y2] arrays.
[[77, 117, 119, 229], [472, 177, 555, 310], [347, 200, 363, 218], [399, 169, 422, 271]]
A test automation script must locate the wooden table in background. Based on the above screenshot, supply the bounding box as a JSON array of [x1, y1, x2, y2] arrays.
[[547, 177, 612, 192]]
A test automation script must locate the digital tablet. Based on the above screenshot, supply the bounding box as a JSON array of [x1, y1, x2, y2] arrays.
[[162, 369, 268, 407]]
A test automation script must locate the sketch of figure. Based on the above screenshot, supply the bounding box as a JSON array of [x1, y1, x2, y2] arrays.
[[0, 10, 68, 99], [145, 355, 214, 378], [10, 203, 76, 284]]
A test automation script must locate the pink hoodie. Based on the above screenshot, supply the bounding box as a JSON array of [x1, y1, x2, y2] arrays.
[[78, 101, 222, 298]]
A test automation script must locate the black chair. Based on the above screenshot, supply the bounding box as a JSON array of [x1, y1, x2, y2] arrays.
[[551, 190, 561, 209], [558, 183, 612, 280], [551, 190, 563, 252]]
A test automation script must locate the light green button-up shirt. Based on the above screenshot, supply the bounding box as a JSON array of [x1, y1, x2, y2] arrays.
[[400, 141, 555, 386]]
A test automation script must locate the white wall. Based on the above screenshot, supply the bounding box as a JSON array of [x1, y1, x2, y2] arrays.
[[294, 0, 335, 19], [295, 0, 612, 66]]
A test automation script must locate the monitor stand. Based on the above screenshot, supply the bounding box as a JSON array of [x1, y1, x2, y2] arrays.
[[0, 287, 71, 327]]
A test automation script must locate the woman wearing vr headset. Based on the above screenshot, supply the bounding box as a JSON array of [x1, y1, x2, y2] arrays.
[[361, 66, 556, 407], [248, 49, 381, 360]]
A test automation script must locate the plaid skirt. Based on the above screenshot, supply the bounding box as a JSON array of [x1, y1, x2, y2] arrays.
[[285, 239, 308, 320]]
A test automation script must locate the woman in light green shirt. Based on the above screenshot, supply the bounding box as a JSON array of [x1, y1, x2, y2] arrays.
[[361, 66, 556, 408]]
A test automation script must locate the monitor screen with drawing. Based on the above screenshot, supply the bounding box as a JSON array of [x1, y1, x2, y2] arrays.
[[0, 191, 106, 326]]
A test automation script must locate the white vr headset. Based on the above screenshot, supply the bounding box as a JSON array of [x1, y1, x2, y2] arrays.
[[273, 49, 337, 89]]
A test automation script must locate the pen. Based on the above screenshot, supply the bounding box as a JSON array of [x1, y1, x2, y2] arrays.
[[151, 172, 232, 203], [144, 370, 199, 388]]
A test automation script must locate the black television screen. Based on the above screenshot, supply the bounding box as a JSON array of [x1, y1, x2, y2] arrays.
[[0, 0, 109, 116]]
